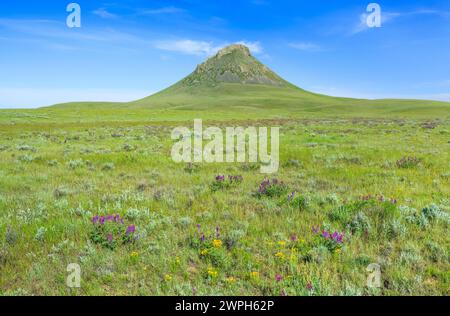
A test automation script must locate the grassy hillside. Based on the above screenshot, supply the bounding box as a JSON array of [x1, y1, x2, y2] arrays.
[[1, 44, 449, 123], [0, 84, 449, 124]]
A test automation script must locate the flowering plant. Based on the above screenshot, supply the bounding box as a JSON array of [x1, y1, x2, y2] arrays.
[[312, 225, 344, 252], [90, 214, 137, 249], [256, 178, 287, 198], [210, 175, 243, 192]]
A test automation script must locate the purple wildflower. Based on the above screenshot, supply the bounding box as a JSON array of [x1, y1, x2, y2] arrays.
[[275, 274, 283, 282], [92, 215, 99, 224], [100, 216, 106, 225], [306, 283, 313, 291], [287, 191, 295, 202], [322, 230, 330, 239], [107, 233, 113, 242], [215, 175, 225, 182], [290, 234, 298, 242], [126, 224, 136, 235], [200, 233, 205, 242]]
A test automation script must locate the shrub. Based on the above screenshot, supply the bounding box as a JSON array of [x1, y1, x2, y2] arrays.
[[421, 204, 441, 221], [256, 178, 288, 198], [328, 204, 355, 223], [34, 227, 47, 242], [384, 219, 407, 240], [67, 159, 83, 169], [101, 162, 115, 171], [210, 175, 243, 192], [285, 192, 309, 211], [349, 212, 372, 235], [5, 226, 19, 245], [90, 214, 137, 250], [396, 156, 421, 169]]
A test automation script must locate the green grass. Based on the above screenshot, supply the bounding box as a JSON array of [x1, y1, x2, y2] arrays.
[[0, 82, 449, 124], [0, 114, 449, 296], [2, 43, 449, 296]]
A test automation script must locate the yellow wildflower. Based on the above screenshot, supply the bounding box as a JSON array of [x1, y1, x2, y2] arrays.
[[130, 251, 139, 258], [164, 274, 172, 281], [212, 239, 222, 248], [175, 257, 181, 264], [275, 252, 285, 259], [225, 277, 236, 283], [250, 271, 259, 279], [200, 249, 209, 256], [335, 248, 342, 254], [207, 268, 218, 278], [278, 240, 286, 247]]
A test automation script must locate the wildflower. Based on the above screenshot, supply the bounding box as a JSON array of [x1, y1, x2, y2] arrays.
[[306, 283, 313, 291], [287, 191, 295, 202], [290, 235, 298, 242], [207, 268, 218, 278], [130, 251, 139, 258], [100, 216, 106, 225], [164, 274, 172, 281], [275, 252, 285, 259], [200, 233, 205, 242], [126, 224, 136, 235], [175, 257, 181, 264], [275, 274, 283, 282], [212, 239, 222, 248], [107, 233, 113, 242], [200, 249, 209, 256], [215, 175, 225, 182], [331, 231, 344, 243], [225, 277, 236, 283], [278, 240, 286, 247], [92, 215, 99, 224], [250, 271, 259, 279], [322, 230, 330, 239], [335, 248, 342, 254]]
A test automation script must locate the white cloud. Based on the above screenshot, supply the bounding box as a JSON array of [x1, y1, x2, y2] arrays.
[[139, 6, 185, 15], [154, 40, 222, 56], [289, 42, 322, 52], [93, 8, 117, 19], [154, 39, 262, 56]]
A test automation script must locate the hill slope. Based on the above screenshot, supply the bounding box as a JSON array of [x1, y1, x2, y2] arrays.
[[127, 44, 450, 119], [3, 44, 449, 122]]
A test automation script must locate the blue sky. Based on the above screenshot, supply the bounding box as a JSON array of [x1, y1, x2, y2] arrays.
[[0, 0, 449, 108]]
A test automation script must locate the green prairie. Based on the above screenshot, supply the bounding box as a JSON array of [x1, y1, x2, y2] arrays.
[[0, 45, 449, 296]]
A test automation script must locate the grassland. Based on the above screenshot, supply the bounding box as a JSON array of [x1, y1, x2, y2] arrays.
[[0, 103, 449, 295]]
